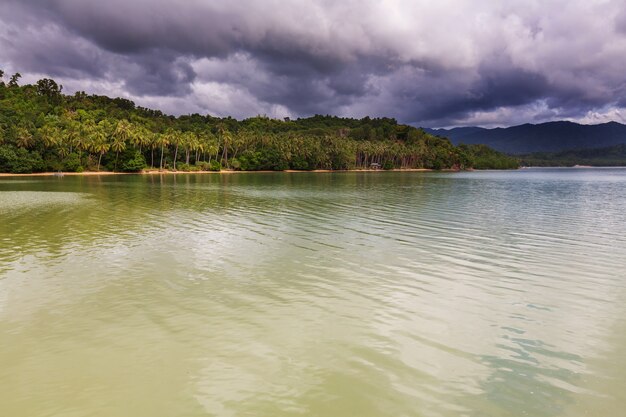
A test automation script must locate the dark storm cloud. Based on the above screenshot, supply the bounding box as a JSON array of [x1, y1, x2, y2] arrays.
[[1, 0, 626, 126], [0, 2, 105, 79], [121, 51, 196, 96], [2, 26, 105, 80], [244, 57, 386, 115], [401, 66, 551, 123]]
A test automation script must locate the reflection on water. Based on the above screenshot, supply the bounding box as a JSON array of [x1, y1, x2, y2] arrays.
[[1, 169, 625, 417]]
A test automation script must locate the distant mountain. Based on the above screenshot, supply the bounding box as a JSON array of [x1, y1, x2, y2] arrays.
[[423, 121, 626, 154], [423, 126, 488, 143]]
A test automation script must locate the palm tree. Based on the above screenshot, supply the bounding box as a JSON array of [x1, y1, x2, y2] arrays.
[[156, 132, 171, 170], [113, 120, 133, 144], [204, 133, 219, 164], [57, 144, 70, 159], [230, 130, 248, 161], [16, 127, 34, 148], [195, 140, 206, 164], [110, 135, 126, 172], [183, 131, 197, 165], [134, 126, 150, 153], [168, 130, 182, 170], [38, 125, 60, 149], [110, 120, 134, 170], [90, 123, 109, 171], [91, 137, 110, 171], [148, 132, 158, 168], [74, 120, 95, 164], [217, 124, 232, 168], [64, 121, 80, 154]]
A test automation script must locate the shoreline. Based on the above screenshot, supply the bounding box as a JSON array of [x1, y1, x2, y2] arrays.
[[0, 168, 440, 177]]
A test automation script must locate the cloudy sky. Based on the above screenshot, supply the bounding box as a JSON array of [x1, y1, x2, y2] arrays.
[[1, 0, 625, 127]]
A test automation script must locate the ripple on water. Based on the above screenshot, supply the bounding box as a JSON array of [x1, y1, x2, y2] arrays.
[[0, 191, 92, 212], [1, 170, 626, 417]]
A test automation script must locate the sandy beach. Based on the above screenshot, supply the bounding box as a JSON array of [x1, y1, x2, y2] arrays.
[[0, 168, 438, 177]]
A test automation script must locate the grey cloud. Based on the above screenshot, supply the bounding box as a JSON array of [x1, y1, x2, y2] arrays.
[[616, 8, 626, 33], [414, 67, 551, 123], [1, 0, 626, 127], [0, 3, 105, 79], [121, 52, 196, 96]]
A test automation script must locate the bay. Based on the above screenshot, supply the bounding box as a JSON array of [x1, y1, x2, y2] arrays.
[[1, 168, 625, 417]]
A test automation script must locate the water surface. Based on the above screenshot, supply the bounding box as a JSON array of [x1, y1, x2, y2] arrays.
[[1, 169, 625, 416]]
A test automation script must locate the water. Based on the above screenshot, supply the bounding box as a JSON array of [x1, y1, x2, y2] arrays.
[[1, 169, 625, 417]]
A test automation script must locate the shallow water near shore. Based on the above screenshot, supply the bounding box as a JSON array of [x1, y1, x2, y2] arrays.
[[1, 168, 625, 417]]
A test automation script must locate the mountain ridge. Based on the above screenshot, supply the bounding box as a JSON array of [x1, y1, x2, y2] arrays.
[[422, 121, 626, 154]]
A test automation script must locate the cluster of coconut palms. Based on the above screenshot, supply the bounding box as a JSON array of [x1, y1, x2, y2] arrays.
[[6, 108, 471, 172], [10, 112, 227, 171], [1, 75, 520, 173]]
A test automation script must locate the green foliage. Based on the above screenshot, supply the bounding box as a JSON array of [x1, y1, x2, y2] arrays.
[[0, 73, 519, 173], [195, 161, 211, 171], [290, 155, 309, 170], [238, 151, 261, 171], [229, 158, 242, 170], [36, 78, 63, 102], [63, 153, 82, 172], [122, 151, 147, 172], [0, 145, 44, 173], [208, 160, 222, 171], [177, 163, 192, 172], [8, 73, 21, 88], [520, 144, 626, 167], [459, 144, 519, 170]]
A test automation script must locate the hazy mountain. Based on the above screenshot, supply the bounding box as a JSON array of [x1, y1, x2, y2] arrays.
[[423, 121, 626, 154]]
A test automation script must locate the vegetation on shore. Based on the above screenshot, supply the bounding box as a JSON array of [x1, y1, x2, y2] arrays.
[[0, 71, 519, 173], [520, 144, 626, 167]]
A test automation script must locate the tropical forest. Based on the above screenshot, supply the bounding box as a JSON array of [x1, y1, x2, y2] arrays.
[[0, 71, 519, 173]]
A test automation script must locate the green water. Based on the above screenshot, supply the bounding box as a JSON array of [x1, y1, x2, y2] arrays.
[[1, 169, 625, 417]]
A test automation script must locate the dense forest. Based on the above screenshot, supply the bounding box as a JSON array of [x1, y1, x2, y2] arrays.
[[0, 71, 519, 173], [520, 144, 626, 167]]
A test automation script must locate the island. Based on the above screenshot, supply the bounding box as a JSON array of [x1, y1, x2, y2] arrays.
[[0, 72, 519, 174]]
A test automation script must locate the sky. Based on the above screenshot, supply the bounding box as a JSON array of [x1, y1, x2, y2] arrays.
[[1, 0, 626, 128]]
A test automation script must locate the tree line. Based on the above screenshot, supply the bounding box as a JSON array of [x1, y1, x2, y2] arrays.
[[519, 144, 626, 167], [0, 71, 519, 173]]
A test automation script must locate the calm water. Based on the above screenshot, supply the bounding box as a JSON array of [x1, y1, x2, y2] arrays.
[[1, 169, 625, 417]]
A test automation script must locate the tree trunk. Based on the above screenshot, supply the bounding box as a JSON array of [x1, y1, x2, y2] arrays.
[[173, 144, 179, 170], [160, 145, 164, 170], [221, 146, 228, 168]]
